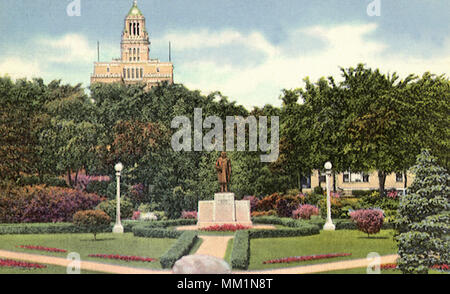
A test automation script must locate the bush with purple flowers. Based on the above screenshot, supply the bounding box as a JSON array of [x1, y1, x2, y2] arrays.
[[292, 204, 319, 220], [349, 209, 384, 237]]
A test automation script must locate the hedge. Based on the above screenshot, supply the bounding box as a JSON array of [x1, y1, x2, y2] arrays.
[[132, 226, 183, 239], [230, 230, 250, 270], [159, 231, 198, 269], [138, 219, 197, 228], [248, 225, 320, 239], [0, 220, 139, 235]]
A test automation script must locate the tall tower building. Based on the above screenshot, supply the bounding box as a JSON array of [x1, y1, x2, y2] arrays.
[[91, 1, 173, 89]]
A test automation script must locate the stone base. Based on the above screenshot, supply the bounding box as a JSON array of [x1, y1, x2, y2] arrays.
[[197, 193, 252, 228], [112, 224, 124, 233], [197, 221, 253, 229], [323, 221, 335, 231]]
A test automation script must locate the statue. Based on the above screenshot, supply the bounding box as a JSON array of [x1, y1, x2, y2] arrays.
[[215, 152, 231, 192]]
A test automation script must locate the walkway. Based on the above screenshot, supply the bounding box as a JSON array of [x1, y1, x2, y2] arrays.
[[194, 236, 233, 259], [0, 249, 170, 274]]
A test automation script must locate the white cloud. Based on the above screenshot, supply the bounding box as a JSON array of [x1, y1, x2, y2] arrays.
[[161, 23, 450, 109], [0, 57, 42, 79]]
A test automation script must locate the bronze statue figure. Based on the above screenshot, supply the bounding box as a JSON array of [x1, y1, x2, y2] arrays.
[[215, 152, 231, 192]]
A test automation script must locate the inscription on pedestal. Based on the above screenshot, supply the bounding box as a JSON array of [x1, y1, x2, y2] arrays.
[[214, 193, 235, 222]]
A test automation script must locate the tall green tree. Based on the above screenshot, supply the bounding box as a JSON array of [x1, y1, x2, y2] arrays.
[[396, 150, 449, 274]]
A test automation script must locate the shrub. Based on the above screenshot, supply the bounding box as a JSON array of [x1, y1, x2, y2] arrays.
[[276, 195, 301, 217], [292, 204, 319, 220], [86, 180, 110, 197], [351, 190, 375, 197], [132, 211, 141, 220], [96, 199, 134, 220], [153, 211, 168, 221], [313, 186, 324, 195], [73, 210, 111, 240], [317, 197, 343, 219], [304, 193, 322, 206], [230, 230, 250, 270], [243, 196, 259, 212], [127, 183, 146, 206], [251, 210, 277, 217], [0, 186, 102, 223], [159, 231, 198, 269], [181, 211, 197, 219], [248, 225, 320, 239], [386, 189, 399, 200], [349, 209, 384, 237], [255, 193, 281, 211]]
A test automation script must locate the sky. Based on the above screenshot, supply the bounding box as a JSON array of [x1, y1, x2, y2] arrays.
[[0, 0, 449, 108]]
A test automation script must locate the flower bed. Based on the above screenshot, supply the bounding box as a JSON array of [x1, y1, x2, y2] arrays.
[[0, 258, 46, 269], [87, 254, 157, 263], [200, 224, 251, 232], [17, 245, 67, 253], [262, 253, 352, 264]]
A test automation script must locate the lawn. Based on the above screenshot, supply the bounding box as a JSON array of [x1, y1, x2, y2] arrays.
[[248, 229, 397, 270], [0, 262, 102, 274], [0, 233, 176, 270], [318, 267, 447, 274]]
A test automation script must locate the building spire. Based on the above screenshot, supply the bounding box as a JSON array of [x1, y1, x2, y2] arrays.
[[134, 0, 137, 6]]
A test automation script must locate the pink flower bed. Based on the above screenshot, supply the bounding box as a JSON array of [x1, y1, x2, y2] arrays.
[[292, 204, 319, 220], [0, 258, 46, 269], [262, 253, 352, 264], [87, 254, 157, 263], [181, 210, 198, 219], [200, 224, 251, 232], [17, 245, 67, 253]]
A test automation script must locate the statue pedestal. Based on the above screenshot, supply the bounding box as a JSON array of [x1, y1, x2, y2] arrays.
[[197, 193, 252, 228]]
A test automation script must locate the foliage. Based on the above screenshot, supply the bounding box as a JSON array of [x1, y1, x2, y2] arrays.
[[159, 231, 198, 269], [251, 210, 277, 217], [349, 209, 384, 237], [181, 211, 197, 219], [85, 180, 110, 197], [317, 197, 343, 219], [95, 199, 134, 220], [396, 150, 450, 274], [255, 193, 281, 211], [72, 210, 111, 240], [0, 185, 102, 223], [304, 193, 323, 206], [230, 230, 250, 270], [292, 204, 319, 220], [276, 195, 302, 217], [243, 196, 259, 212], [262, 253, 352, 264]]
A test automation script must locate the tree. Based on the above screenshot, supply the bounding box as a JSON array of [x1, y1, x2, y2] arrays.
[[396, 150, 450, 274], [73, 210, 111, 241]]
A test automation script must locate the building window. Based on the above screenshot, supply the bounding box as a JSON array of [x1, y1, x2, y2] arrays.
[[343, 170, 369, 183], [396, 173, 403, 182], [132, 68, 135, 79], [123, 68, 126, 78], [107, 67, 110, 73], [140, 68, 143, 78], [301, 175, 311, 189], [319, 173, 326, 183], [156, 67, 160, 72], [127, 68, 130, 79]]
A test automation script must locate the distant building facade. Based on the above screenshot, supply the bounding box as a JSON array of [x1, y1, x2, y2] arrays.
[[91, 1, 173, 89], [302, 170, 414, 195]]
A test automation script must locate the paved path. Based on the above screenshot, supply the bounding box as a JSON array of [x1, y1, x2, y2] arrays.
[[194, 236, 233, 259], [0, 249, 170, 274], [0, 244, 398, 274]]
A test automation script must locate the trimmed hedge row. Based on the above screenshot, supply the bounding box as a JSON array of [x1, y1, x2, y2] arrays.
[[230, 230, 250, 270], [248, 224, 320, 239], [160, 231, 198, 269], [0, 220, 139, 235], [141, 219, 197, 228], [132, 226, 183, 238]]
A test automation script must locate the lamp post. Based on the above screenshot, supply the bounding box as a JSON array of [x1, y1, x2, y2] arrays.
[[113, 162, 124, 234], [323, 161, 335, 231]]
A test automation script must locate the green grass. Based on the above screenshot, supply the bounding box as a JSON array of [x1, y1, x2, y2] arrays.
[[224, 238, 234, 265], [249, 229, 397, 270], [0, 262, 102, 274], [0, 233, 176, 270], [318, 267, 448, 274]]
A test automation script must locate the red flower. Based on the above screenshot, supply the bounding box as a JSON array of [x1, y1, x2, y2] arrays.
[[262, 253, 352, 264], [87, 254, 157, 263], [17, 245, 67, 253], [200, 224, 251, 232], [0, 258, 47, 269]]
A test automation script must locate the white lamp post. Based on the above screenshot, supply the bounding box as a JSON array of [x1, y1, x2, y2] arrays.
[[113, 162, 124, 234], [323, 161, 335, 231]]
